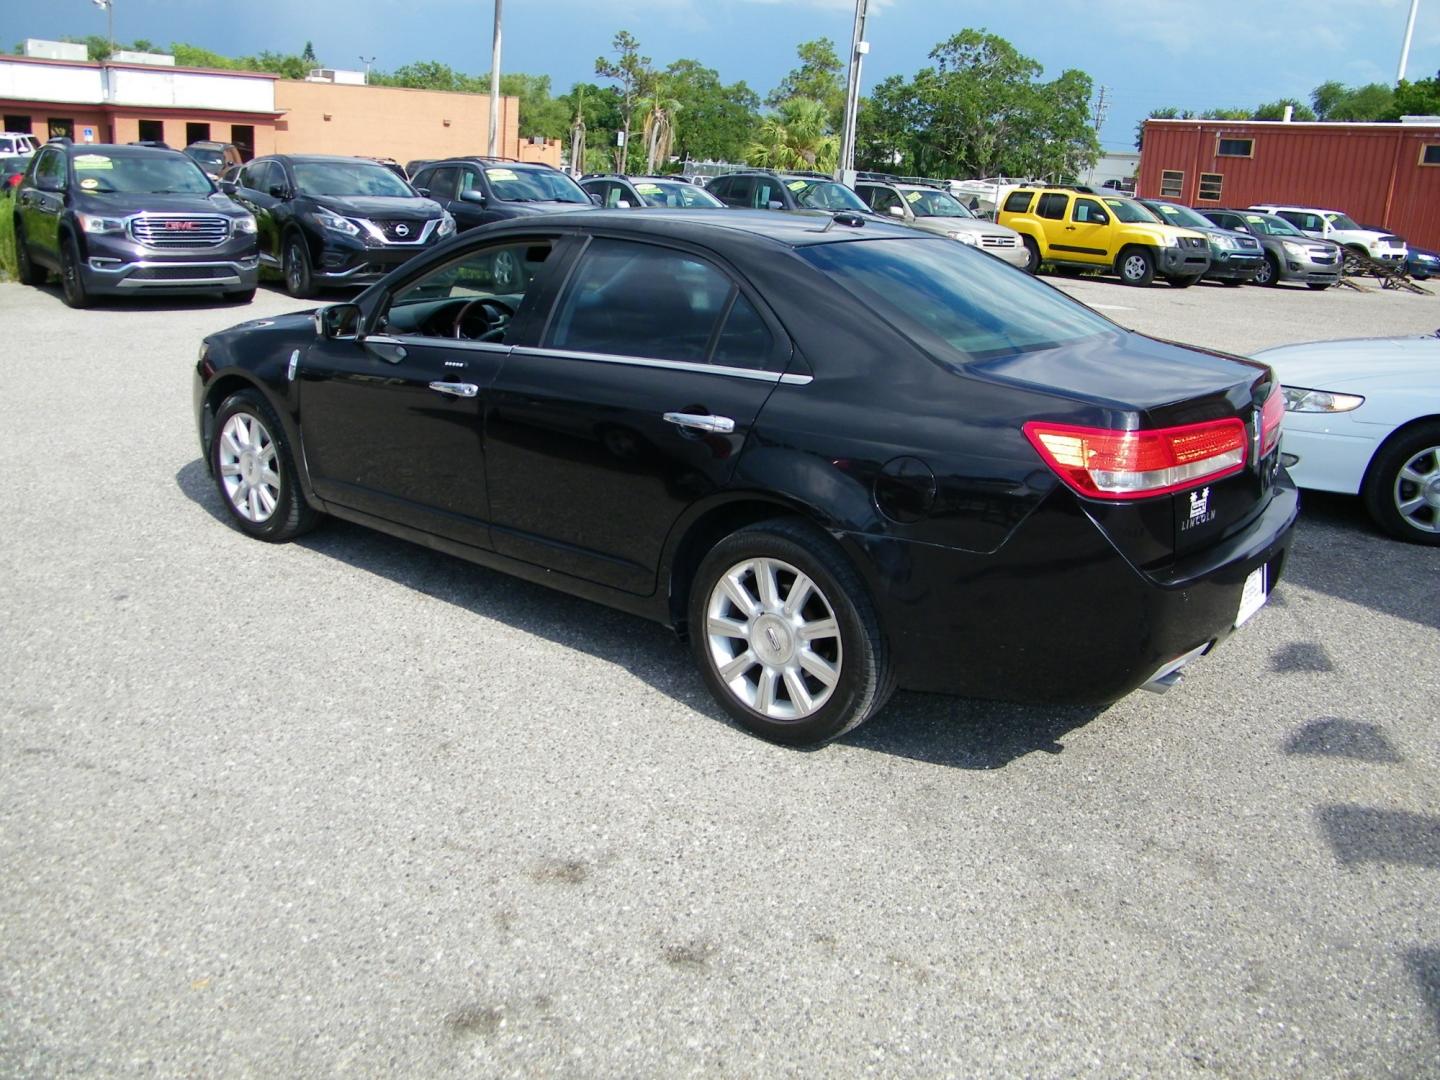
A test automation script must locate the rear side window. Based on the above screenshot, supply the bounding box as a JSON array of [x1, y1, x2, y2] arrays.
[[1036, 193, 1068, 220], [712, 294, 773, 371], [546, 239, 737, 364], [1003, 190, 1034, 214]]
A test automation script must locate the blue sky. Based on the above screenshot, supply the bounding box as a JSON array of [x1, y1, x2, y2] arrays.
[[5, 0, 1439, 154]]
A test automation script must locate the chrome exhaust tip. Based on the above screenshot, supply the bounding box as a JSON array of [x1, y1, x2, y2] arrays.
[[1140, 643, 1212, 695]]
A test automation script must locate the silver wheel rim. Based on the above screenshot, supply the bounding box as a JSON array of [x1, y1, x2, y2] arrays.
[[287, 244, 304, 293], [1123, 254, 1147, 280], [1256, 259, 1273, 285], [705, 557, 842, 722], [1393, 445, 1440, 534], [218, 413, 281, 523]]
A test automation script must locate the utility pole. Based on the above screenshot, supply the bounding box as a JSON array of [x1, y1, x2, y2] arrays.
[[1398, 0, 1421, 82], [359, 56, 375, 84], [1092, 85, 1110, 134], [487, 0, 503, 157], [836, 0, 869, 183]]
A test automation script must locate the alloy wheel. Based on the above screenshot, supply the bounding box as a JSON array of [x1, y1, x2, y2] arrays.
[[1123, 255, 1147, 281], [218, 412, 281, 523], [1393, 444, 1440, 535], [705, 556, 843, 721]]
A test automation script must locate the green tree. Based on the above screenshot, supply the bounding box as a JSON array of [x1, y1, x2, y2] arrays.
[[766, 38, 846, 131], [663, 59, 760, 164], [1388, 70, 1440, 118], [374, 60, 469, 91], [639, 77, 682, 172], [1253, 98, 1316, 121], [748, 97, 837, 171], [1313, 80, 1394, 121], [1135, 107, 1194, 150], [856, 74, 925, 173], [596, 31, 654, 172], [302, 40, 317, 64]]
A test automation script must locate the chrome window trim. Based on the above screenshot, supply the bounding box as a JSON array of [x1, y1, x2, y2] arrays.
[[511, 346, 811, 385], [386, 333, 512, 356]]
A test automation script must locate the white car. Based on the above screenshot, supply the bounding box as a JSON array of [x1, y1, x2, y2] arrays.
[[0, 132, 38, 156], [1254, 334, 1440, 544], [1249, 204, 1406, 263]]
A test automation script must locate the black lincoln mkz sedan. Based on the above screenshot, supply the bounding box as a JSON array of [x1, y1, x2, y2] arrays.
[[194, 210, 1296, 745]]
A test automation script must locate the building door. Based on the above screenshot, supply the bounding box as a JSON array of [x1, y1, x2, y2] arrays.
[[230, 124, 254, 160], [137, 119, 164, 144], [185, 122, 210, 145], [47, 118, 74, 140]]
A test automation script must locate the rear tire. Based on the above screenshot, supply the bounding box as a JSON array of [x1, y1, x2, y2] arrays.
[[225, 287, 257, 303], [1118, 247, 1155, 287], [1220, 277, 1245, 287], [13, 219, 46, 286], [1361, 422, 1440, 545], [1307, 282, 1333, 291], [210, 389, 321, 543], [283, 235, 315, 299], [1165, 274, 1201, 289], [59, 234, 92, 309], [1021, 236, 1041, 275], [688, 518, 894, 746]]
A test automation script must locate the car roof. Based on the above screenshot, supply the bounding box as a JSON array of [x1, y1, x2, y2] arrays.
[[60, 143, 182, 159], [479, 207, 926, 249], [426, 157, 558, 170]]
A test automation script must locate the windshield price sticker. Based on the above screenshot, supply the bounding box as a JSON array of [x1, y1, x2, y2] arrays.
[[635, 183, 662, 194], [79, 177, 100, 189], [74, 154, 114, 170], [486, 168, 518, 181], [787, 180, 807, 192], [905, 190, 922, 203]]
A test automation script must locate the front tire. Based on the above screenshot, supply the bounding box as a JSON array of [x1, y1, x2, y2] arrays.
[[13, 219, 46, 286], [1118, 247, 1155, 287], [1362, 422, 1440, 545], [1307, 282, 1333, 291], [1254, 253, 1280, 287], [283, 235, 315, 299], [1165, 274, 1201, 289], [688, 519, 893, 746], [224, 287, 257, 303], [1020, 237, 1041, 275], [59, 235, 91, 309], [210, 390, 320, 542]]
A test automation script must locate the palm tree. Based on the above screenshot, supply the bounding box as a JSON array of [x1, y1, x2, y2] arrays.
[[569, 86, 587, 177], [746, 98, 838, 172], [640, 80, 682, 174]]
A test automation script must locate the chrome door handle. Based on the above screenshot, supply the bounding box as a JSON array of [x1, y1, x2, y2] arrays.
[[429, 381, 478, 398], [663, 412, 735, 434]]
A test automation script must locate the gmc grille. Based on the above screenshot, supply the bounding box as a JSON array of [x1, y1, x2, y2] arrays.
[[1237, 237, 1260, 251], [129, 215, 230, 249]]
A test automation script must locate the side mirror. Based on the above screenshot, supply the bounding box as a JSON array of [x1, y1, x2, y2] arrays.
[[589, 192, 603, 205], [218, 180, 237, 195], [413, 186, 430, 197], [616, 199, 631, 209], [315, 302, 361, 340], [268, 183, 289, 199], [766, 200, 785, 211], [887, 205, 906, 218], [459, 189, 485, 204], [1093, 213, 1109, 225]]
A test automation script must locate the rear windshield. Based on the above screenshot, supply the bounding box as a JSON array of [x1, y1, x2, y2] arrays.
[[293, 161, 415, 198], [799, 237, 1115, 362], [70, 153, 213, 194], [633, 180, 723, 208]]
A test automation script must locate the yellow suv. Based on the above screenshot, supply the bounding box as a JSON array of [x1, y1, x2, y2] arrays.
[[998, 186, 1211, 287]]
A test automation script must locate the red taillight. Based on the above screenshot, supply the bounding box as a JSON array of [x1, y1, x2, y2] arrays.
[[1259, 384, 1283, 456], [5, 174, 20, 188], [1023, 418, 1248, 500]]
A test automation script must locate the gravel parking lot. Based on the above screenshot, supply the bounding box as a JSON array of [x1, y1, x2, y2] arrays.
[[2, 275, 1438, 1078]]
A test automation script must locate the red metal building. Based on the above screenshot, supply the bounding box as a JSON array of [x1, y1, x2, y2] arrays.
[[1137, 118, 1440, 250]]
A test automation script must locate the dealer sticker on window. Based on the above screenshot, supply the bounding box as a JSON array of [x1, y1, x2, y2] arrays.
[[1235, 565, 1268, 628]]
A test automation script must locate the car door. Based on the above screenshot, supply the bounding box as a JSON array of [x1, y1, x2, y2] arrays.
[[1031, 192, 1077, 259], [234, 160, 283, 264], [1060, 196, 1113, 265], [484, 235, 792, 594], [298, 234, 568, 550], [18, 147, 66, 264]]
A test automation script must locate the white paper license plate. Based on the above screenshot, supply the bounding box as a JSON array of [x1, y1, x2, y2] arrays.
[[1235, 565, 1268, 627]]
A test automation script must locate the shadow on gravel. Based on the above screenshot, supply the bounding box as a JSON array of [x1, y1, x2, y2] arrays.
[[1283, 492, 1439, 631], [175, 459, 1101, 768], [1408, 949, 1440, 1039], [1317, 805, 1440, 870], [1285, 717, 1403, 763]]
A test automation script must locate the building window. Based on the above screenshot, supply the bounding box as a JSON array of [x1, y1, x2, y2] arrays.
[[185, 121, 211, 145], [1160, 170, 1184, 198], [1420, 144, 1440, 166], [1197, 173, 1224, 201], [4, 114, 32, 134], [230, 124, 255, 160], [137, 119, 164, 143], [48, 117, 74, 140], [1217, 138, 1254, 158]]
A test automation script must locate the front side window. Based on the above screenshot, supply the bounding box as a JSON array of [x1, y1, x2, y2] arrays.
[[384, 240, 553, 341], [1245, 213, 1300, 237], [35, 149, 65, 189], [546, 239, 743, 364], [905, 189, 973, 218], [425, 167, 458, 201], [863, 186, 905, 214], [788, 179, 869, 212], [1072, 198, 1108, 224], [70, 152, 213, 194], [483, 166, 588, 204], [799, 237, 1116, 363], [1280, 211, 1324, 232], [631, 180, 723, 208], [292, 161, 415, 198]]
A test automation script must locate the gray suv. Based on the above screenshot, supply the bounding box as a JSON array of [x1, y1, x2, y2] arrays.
[[1199, 209, 1342, 290], [853, 179, 1029, 270]]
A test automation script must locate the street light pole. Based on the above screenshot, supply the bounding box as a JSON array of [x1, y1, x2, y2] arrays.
[[487, 0, 503, 157], [1399, 0, 1421, 82], [359, 56, 375, 84], [836, 0, 869, 183]]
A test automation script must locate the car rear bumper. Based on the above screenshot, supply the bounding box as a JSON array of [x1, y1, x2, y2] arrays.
[[847, 473, 1299, 704]]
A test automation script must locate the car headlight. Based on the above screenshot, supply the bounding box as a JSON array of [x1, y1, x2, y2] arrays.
[[312, 208, 359, 236], [1163, 234, 1182, 248], [1211, 235, 1236, 251], [437, 211, 456, 238], [1281, 386, 1365, 413], [948, 230, 979, 245], [77, 212, 124, 234], [232, 214, 257, 235], [1282, 241, 1308, 258]]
